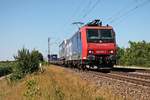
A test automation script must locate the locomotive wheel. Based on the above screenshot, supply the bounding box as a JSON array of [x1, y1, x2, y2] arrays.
[[77, 64, 85, 71], [81, 65, 86, 71]]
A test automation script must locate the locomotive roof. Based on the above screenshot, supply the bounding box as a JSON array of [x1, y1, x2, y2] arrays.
[[80, 19, 113, 30], [80, 25, 113, 30]]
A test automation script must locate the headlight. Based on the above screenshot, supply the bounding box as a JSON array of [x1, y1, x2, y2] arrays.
[[109, 50, 114, 54], [88, 50, 94, 54]]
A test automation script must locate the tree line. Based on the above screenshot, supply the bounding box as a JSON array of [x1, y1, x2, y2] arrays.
[[117, 40, 150, 67]]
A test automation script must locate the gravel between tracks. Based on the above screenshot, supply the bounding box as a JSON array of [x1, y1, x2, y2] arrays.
[[63, 67, 150, 100]]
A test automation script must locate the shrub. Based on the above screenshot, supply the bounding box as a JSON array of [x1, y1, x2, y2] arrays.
[[10, 48, 44, 81], [0, 61, 14, 77], [117, 40, 150, 67], [0, 66, 12, 77]]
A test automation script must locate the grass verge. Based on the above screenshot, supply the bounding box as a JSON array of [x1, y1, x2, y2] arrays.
[[0, 65, 123, 100]]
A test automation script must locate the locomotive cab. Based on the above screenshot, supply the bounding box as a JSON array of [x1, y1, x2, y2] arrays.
[[81, 20, 117, 68]]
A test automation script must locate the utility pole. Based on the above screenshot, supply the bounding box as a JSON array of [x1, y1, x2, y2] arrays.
[[48, 37, 50, 63]]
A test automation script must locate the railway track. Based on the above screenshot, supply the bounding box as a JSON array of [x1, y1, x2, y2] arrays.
[[88, 71, 150, 87], [56, 64, 150, 87], [135, 69, 150, 74], [110, 71, 150, 80]]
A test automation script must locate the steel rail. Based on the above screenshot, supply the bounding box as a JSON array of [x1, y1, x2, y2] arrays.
[[90, 71, 150, 87], [110, 71, 150, 80]]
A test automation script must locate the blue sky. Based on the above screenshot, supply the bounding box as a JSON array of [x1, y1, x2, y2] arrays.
[[0, 0, 150, 60]]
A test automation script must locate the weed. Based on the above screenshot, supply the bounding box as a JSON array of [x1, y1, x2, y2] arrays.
[[24, 79, 41, 98], [54, 85, 65, 100], [96, 96, 105, 100]]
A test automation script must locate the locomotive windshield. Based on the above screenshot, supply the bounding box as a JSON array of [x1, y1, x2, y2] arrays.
[[87, 29, 114, 43]]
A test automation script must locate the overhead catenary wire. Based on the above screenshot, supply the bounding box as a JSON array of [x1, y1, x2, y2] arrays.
[[63, 0, 150, 38], [81, 0, 93, 18], [67, 0, 92, 23], [109, 0, 150, 24], [62, 0, 93, 31], [73, 0, 93, 23], [60, 0, 86, 42], [81, 0, 101, 19], [69, 0, 85, 22], [104, 0, 137, 23], [67, 0, 101, 27]]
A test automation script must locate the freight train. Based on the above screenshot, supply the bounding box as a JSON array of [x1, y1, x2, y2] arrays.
[[53, 20, 117, 70]]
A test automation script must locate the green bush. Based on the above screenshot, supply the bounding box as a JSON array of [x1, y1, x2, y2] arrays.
[[0, 66, 12, 77], [10, 48, 43, 81], [117, 40, 150, 67], [0, 61, 14, 77]]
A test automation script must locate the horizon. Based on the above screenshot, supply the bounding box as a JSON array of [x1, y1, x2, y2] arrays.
[[0, 0, 150, 61]]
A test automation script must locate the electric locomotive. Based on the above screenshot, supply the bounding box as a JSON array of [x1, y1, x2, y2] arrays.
[[59, 19, 117, 69]]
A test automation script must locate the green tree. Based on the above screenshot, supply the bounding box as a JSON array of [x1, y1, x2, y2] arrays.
[[116, 47, 125, 65], [117, 40, 150, 67], [10, 48, 44, 81]]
